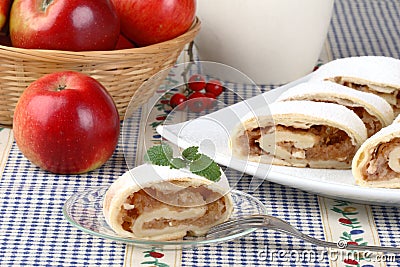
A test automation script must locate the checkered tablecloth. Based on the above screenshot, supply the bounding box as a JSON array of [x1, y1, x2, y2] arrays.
[[1, 1, 400, 266]]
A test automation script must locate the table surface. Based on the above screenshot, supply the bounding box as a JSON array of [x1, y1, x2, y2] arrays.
[[2, 1, 400, 266]]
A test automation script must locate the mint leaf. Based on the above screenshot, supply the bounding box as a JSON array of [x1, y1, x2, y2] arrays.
[[190, 154, 221, 182], [169, 157, 186, 169], [182, 146, 201, 161], [144, 143, 173, 166], [145, 144, 221, 182]]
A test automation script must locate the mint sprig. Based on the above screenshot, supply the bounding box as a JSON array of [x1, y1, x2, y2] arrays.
[[144, 144, 221, 182], [144, 143, 173, 166], [189, 154, 221, 181], [182, 146, 201, 161]]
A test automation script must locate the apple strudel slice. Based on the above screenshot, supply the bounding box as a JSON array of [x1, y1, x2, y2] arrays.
[[276, 81, 394, 137], [231, 100, 368, 169], [394, 114, 400, 124], [103, 164, 233, 241], [310, 56, 400, 115], [352, 122, 400, 188]]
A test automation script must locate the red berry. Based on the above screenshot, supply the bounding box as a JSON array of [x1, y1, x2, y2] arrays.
[[204, 92, 216, 99], [338, 218, 352, 225], [188, 74, 206, 91], [149, 251, 164, 258], [169, 93, 187, 109], [204, 92, 217, 109], [346, 241, 358, 246], [343, 259, 358, 265], [205, 79, 224, 96], [188, 92, 208, 113]]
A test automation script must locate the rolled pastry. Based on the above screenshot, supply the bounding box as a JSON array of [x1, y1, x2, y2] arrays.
[[231, 100, 368, 169], [103, 164, 233, 241], [352, 122, 400, 188], [276, 81, 394, 137], [310, 56, 400, 115], [394, 114, 400, 124]]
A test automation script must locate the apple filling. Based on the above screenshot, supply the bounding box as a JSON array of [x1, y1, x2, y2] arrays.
[[312, 100, 382, 137], [120, 182, 227, 238], [328, 77, 400, 115], [348, 106, 382, 137], [362, 138, 400, 181], [240, 124, 356, 168]]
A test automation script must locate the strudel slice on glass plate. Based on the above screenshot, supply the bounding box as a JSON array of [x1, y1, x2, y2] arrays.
[[276, 81, 394, 137], [103, 164, 233, 241], [231, 100, 367, 169]]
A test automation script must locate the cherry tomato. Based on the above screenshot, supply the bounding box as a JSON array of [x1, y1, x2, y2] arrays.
[[169, 93, 187, 109], [187, 92, 208, 112], [205, 79, 224, 96], [188, 74, 206, 91]]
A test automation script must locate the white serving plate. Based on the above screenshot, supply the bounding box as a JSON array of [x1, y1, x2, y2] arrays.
[[157, 74, 400, 206]]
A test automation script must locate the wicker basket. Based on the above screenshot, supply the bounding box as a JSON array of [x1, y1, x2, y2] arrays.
[[0, 18, 201, 128]]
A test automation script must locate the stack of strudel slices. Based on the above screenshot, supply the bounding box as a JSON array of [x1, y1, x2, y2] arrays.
[[232, 56, 400, 188]]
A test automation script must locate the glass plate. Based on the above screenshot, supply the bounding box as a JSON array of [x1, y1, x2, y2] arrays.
[[63, 186, 267, 249]]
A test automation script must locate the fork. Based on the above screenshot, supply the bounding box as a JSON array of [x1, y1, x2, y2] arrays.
[[206, 215, 400, 253]]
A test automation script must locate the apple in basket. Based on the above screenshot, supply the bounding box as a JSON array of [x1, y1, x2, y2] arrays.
[[13, 71, 120, 174], [111, 0, 196, 47], [9, 0, 120, 51], [0, 0, 12, 31], [114, 34, 136, 50]]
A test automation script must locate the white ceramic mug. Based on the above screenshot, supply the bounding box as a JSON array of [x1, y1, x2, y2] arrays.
[[195, 0, 334, 84]]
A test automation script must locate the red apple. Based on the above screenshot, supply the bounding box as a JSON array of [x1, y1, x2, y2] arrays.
[[0, 0, 12, 31], [9, 0, 120, 51], [13, 71, 120, 174], [115, 34, 136, 50], [111, 0, 196, 47]]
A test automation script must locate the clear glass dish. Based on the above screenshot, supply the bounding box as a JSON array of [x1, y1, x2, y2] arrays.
[[63, 186, 267, 249]]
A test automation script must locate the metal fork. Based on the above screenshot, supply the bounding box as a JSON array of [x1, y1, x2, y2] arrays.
[[206, 215, 400, 253]]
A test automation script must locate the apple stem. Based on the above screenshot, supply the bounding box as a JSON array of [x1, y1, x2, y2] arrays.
[[41, 0, 53, 11], [57, 85, 67, 91]]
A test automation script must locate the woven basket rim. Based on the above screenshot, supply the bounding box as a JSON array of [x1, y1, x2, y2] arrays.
[[0, 17, 201, 128], [0, 17, 201, 56]]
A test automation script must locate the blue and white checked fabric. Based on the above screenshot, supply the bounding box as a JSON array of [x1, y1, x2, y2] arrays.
[[328, 0, 400, 59], [0, 140, 127, 267], [2, 1, 400, 266]]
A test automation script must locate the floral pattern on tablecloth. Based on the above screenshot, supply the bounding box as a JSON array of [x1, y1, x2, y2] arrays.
[[319, 197, 386, 267]]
